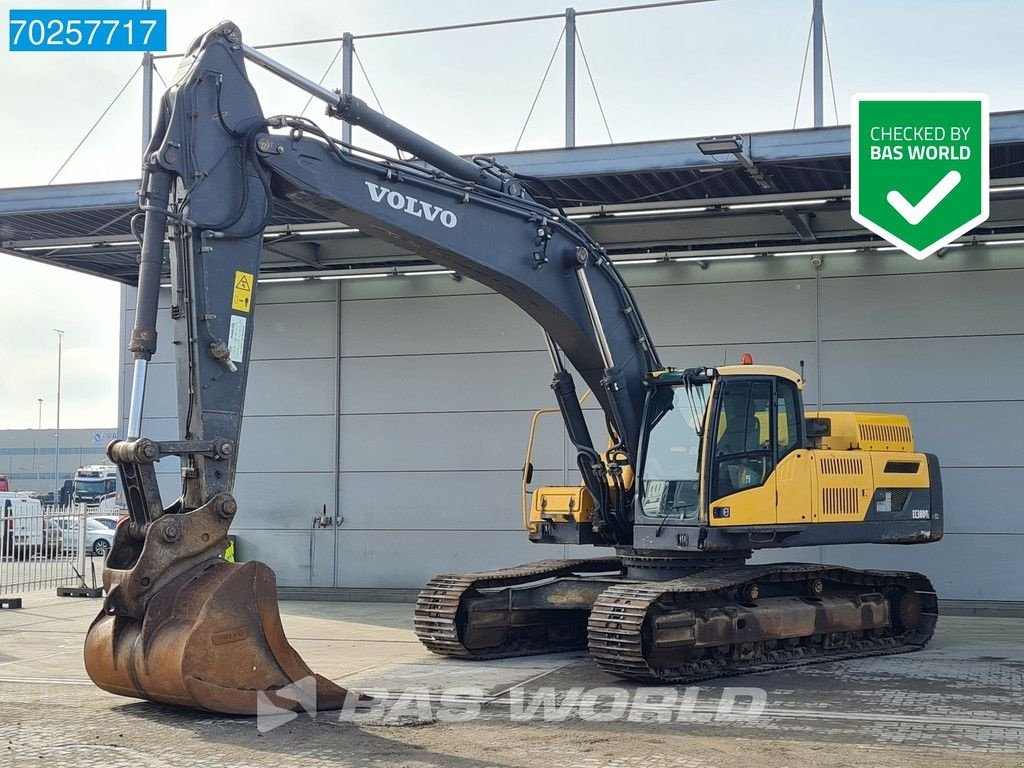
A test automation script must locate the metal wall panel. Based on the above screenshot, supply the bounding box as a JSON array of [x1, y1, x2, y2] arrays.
[[245, 358, 336, 416], [338, 469, 565, 531], [129, 414, 179, 442], [340, 293, 540, 357], [250, 300, 336, 360], [124, 356, 336, 419], [332, 530, 566, 588], [338, 276, 492, 302], [624, 256, 815, 288], [232, 529, 337, 587], [340, 351, 554, 414], [236, 416, 336, 473], [338, 412, 564, 473], [818, 534, 1021, 601], [231, 472, 337, 530], [822, 247, 1024, 279], [820, 337, 1024, 404], [821, 268, 1024, 339], [940, 468, 1024, 535], [658, 341, 820, 404], [751, 534, 1024, 603], [635, 278, 817, 345], [124, 295, 337, 364], [124, 253, 1024, 599], [258, 281, 338, 304]]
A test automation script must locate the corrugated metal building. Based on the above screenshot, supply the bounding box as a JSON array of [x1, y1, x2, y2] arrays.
[[4, 118, 1023, 604], [121, 247, 1022, 601]]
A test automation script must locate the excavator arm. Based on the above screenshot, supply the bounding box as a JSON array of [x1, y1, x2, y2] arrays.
[[128, 22, 658, 538], [87, 21, 659, 713]]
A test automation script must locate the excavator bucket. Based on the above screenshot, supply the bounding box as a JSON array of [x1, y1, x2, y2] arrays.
[[84, 495, 352, 714]]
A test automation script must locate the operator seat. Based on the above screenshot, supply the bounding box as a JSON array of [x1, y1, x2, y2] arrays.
[[716, 415, 761, 498]]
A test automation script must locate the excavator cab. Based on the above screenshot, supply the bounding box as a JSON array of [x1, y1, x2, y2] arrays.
[[529, 362, 800, 540], [535, 358, 942, 550], [639, 362, 806, 529]]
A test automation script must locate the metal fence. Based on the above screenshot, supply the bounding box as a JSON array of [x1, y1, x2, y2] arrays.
[[0, 499, 109, 597]]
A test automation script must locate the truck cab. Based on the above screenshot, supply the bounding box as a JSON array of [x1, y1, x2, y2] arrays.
[[73, 465, 118, 508]]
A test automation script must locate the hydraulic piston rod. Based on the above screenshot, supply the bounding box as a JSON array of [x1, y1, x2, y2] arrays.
[[240, 44, 502, 191], [124, 169, 173, 440]]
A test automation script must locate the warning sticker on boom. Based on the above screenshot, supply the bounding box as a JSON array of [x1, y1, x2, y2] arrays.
[[232, 271, 254, 312], [228, 315, 246, 363]]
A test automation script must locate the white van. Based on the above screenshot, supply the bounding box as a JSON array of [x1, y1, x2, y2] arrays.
[[0, 493, 55, 560]]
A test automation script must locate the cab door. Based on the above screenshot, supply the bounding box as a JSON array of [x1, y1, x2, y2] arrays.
[[706, 377, 777, 526], [773, 377, 814, 524]]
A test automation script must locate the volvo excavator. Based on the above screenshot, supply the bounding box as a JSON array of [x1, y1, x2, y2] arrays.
[[84, 22, 942, 714]]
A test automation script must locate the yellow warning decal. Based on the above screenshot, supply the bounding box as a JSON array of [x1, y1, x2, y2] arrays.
[[232, 271, 254, 313]]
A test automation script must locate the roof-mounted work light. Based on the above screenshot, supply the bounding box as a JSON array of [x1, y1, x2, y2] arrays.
[[697, 136, 744, 155]]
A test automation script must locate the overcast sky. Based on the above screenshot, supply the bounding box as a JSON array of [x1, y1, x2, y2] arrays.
[[1, 0, 1022, 429]]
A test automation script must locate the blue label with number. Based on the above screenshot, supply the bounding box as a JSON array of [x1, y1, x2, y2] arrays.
[[9, 9, 167, 51]]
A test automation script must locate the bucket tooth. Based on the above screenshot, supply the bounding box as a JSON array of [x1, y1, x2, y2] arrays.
[[85, 558, 350, 715]]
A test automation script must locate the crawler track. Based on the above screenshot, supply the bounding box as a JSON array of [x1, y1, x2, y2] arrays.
[[416, 559, 937, 684], [588, 563, 937, 683], [414, 558, 622, 659]]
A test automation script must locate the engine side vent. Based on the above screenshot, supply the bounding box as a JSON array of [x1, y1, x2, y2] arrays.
[[822, 487, 859, 516], [808, 412, 914, 451], [819, 457, 865, 475], [859, 422, 913, 446], [884, 460, 920, 474], [890, 488, 911, 512]]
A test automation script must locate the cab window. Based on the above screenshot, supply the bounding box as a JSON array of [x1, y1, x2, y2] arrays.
[[711, 380, 772, 502], [639, 382, 707, 520], [776, 379, 801, 460]]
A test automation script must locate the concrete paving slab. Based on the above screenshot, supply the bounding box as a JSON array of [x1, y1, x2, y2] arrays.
[[0, 589, 1022, 766]]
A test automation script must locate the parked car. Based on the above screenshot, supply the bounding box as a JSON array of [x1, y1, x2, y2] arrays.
[[53, 517, 117, 557], [43, 518, 65, 556], [89, 515, 120, 530], [52, 517, 77, 555], [86, 518, 116, 557]]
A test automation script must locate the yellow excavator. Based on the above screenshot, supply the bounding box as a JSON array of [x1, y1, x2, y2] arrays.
[[84, 23, 941, 714]]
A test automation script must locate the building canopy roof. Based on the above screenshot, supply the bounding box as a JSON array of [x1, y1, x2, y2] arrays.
[[3, 112, 1024, 284]]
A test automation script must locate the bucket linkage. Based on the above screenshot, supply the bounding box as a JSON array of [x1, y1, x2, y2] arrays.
[[84, 485, 350, 715]]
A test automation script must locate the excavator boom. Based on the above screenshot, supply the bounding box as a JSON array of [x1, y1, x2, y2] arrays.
[[87, 21, 657, 712]]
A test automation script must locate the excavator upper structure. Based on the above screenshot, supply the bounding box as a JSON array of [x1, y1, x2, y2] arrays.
[[85, 22, 942, 714]]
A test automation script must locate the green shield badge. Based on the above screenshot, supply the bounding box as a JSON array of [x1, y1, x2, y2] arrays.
[[851, 94, 989, 259]]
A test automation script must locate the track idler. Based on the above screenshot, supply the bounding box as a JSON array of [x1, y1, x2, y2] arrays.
[[84, 493, 350, 714]]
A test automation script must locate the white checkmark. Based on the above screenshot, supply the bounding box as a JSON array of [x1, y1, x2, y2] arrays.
[[886, 170, 962, 225]]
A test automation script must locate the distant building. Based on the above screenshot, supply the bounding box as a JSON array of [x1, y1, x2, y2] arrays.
[[0, 428, 117, 493]]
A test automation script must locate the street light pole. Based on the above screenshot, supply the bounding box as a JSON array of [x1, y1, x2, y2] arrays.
[[53, 329, 64, 506], [35, 398, 42, 484]]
